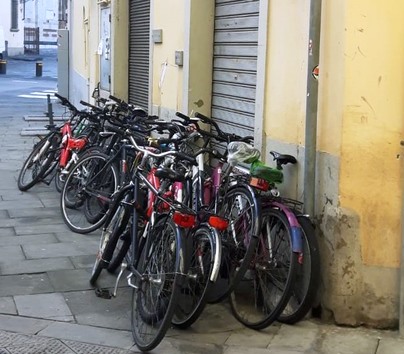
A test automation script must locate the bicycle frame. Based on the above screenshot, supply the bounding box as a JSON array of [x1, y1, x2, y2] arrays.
[[59, 121, 87, 168]]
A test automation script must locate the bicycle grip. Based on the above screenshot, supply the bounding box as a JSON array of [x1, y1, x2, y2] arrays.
[[109, 95, 123, 104], [175, 111, 190, 122], [80, 100, 100, 111], [195, 112, 214, 124], [176, 151, 198, 166], [54, 93, 69, 105]]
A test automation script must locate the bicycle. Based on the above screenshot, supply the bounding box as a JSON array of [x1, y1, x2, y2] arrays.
[[60, 117, 188, 234], [229, 148, 319, 328], [18, 93, 107, 192], [88, 134, 198, 351]]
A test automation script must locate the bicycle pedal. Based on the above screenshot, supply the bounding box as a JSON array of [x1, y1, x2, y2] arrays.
[[94, 288, 112, 299]]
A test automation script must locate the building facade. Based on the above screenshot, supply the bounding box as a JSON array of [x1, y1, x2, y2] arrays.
[[67, 0, 404, 328], [0, 0, 24, 56], [24, 0, 59, 49]]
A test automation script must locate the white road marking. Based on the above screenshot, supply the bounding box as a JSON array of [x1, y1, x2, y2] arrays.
[[18, 94, 58, 99]]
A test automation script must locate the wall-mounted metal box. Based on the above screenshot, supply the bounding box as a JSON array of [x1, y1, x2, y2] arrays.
[[175, 50, 183, 66], [152, 29, 162, 44]]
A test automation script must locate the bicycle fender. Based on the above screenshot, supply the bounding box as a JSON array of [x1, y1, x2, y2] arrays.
[[271, 201, 303, 253]]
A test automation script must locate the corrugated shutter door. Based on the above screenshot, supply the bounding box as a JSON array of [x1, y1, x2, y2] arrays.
[[212, 0, 259, 137], [128, 0, 150, 111]]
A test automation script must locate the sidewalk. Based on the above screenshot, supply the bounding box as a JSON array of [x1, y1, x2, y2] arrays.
[[0, 116, 404, 353]]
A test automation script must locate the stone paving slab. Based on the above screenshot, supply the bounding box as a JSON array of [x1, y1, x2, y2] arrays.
[[69, 255, 97, 269], [0, 297, 17, 315], [2, 216, 66, 228], [54, 231, 100, 243], [47, 269, 96, 292], [156, 337, 223, 354], [63, 288, 131, 331], [0, 273, 55, 297], [14, 293, 74, 322], [0, 314, 51, 334], [7, 207, 61, 218], [14, 223, 76, 235], [0, 257, 74, 275], [269, 322, 321, 352], [222, 346, 274, 354], [0, 200, 44, 211], [23, 241, 99, 259], [377, 336, 404, 354], [0, 191, 45, 201], [0, 245, 26, 262], [224, 327, 278, 348], [37, 322, 135, 350], [35, 197, 61, 208], [0, 227, 15, 236], [0, 234, 58, 246], [318, 330, 379, 354]]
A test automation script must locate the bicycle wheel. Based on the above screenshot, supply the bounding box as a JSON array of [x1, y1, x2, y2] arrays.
[[89, 194, 132, 285], [207, 185, 260, 303], [18, 133, 58, 191], [107, 223, 132, 273], [131, 216, 183, 352], [55, 146, 102, 193], [278, 215, 320, 324], [54, 168, 65, 192], [61, 153, 118, 234], [172, 224, 215, 329], [229, 208, 297, 329]]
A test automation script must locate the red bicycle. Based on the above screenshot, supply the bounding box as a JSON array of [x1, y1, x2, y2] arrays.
[[18, 93, 105, 192]]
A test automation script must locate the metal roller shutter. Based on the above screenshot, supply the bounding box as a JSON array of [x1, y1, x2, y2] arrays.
[[128, 0, 150, 111], [212, 0, 259, 138]]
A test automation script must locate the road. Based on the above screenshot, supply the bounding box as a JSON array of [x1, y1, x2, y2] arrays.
[[0, 49, 62, 119]]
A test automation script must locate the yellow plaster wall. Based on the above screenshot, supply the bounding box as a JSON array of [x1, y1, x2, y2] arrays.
[[152, 0, 185, 110], [71, 0, 90, 78], [339, 0, 404, 267], [317, 0, 345, 155], [265, 0, 403, 268], [111, 0, 129, 100], [187, 0, 215, 116], [264, 0, 310, 145]]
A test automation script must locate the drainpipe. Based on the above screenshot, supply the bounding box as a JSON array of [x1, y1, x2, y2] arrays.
[[303, 0, 322, 217], [400, 140, 404, 337]]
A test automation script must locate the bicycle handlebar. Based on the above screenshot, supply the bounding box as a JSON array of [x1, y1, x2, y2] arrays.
[[80, 100, 104, 113], [128, 134, 197, 165], [54, 93, 78, 113]]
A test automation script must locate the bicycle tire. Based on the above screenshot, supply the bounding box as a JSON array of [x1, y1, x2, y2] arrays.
[[172, 224, 216, 329], [60, 153, 118, 234], [229, 208, 297, 330], [89, 194, 132, 285], [55, 146, 103, 193], [131, 216, 183, 352], [278, 215, 320, 324], [107, 225, 131, 273], [18, 134, 58, 191], [54, 169, 64, 192], [207, 185, 260, 303]]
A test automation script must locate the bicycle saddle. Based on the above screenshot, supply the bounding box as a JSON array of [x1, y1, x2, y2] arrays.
[[270, 151, 297, 169]]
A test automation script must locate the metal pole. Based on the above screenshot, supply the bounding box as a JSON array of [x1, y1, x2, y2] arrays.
[[303, 0, 322, 217], [46, 94, 55, 128], [400, 140, 404, 337]]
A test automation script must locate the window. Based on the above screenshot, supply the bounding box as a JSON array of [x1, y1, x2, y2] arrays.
[[11, 0, 18, 31]]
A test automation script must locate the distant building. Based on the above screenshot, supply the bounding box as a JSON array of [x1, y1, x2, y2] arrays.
[[0, 0, 24, 56], [23, 0, 59, 52]]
